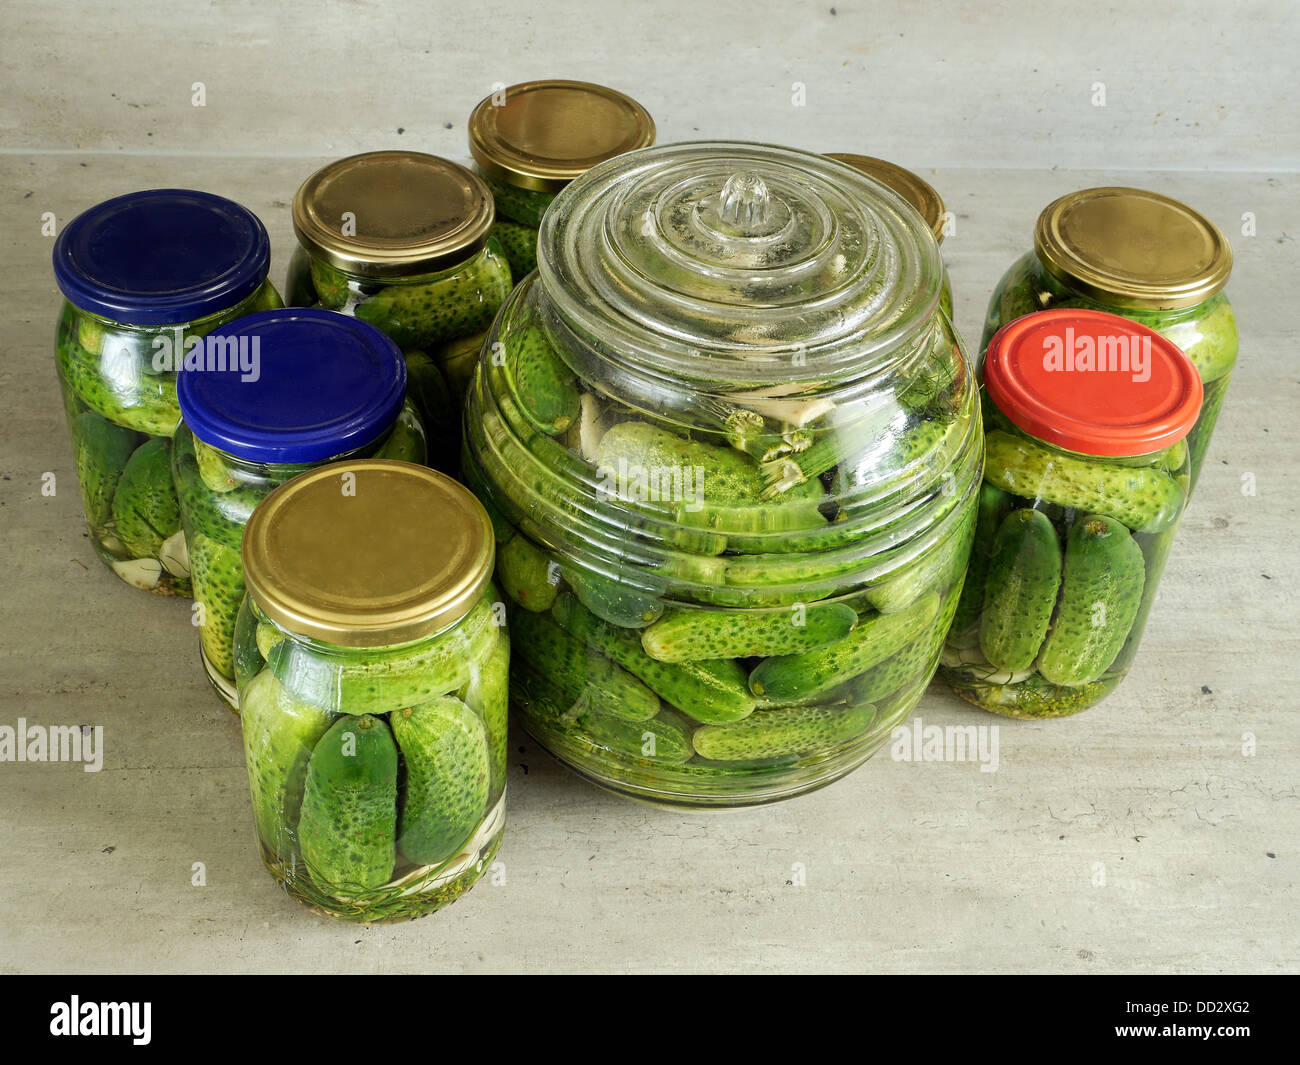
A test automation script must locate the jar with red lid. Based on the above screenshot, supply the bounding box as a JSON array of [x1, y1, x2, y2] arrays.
[[939, 309, 1202, 718]]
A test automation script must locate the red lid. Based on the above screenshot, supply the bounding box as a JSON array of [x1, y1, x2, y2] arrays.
[[984, 309, 1203, 457]]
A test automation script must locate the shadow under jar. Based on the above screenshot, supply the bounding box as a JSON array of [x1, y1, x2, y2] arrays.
[[174, 308, 426, 709], [982, 186, 1235, 492], [285, 150, 513, 457], [234, 460, 507, 922], [461, 141, 984, 808], [468, 78, 656, 279], [939, 309, 1202, 718], [52, 189, 282, 595]]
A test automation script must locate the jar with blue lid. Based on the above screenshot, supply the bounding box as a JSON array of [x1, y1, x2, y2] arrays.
[[53, 189, 282, 596], [174, 308, 427, 708]]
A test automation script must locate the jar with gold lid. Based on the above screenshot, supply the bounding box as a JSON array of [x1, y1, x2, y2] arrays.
[[468, 79, 656, 277], [285, 150, 513, 430], [233, 459, 507, 921], [982, 186, 1235, 490], [826, 154, 953, 321]]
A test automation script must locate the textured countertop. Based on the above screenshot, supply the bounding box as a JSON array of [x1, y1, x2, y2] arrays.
[[1, 0, 1296, 974]]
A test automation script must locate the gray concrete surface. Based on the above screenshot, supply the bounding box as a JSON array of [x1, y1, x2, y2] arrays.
[[0, 0, 1296, 974]]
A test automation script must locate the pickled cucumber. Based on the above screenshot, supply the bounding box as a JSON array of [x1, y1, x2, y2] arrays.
[[506, 324, 580, 436], [641, 602, 858, 662], [71, 411, 137, 526], [693, 702, 877, 761], [402, 352, 456, 470], [190, 532, 246, 681], [978, 509, 1062, 672], [950, 483, 1013, 634], [458, 632, 510, 793], [297, 714, 398, 891], [391, 697, 491, 867], [566, 565, 664, 629], [1037, 514, 1145, 686], [984, 430, 1183, 533], [56, 336, 179, 438], [492, 219, 538, 277], [111, 438, 182, 559], [497, 534, 559, 612], [194, 438, 239, 493]]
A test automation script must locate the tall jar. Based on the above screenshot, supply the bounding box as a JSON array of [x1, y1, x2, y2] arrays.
[[234, 460, 507, 922], [826, 154, 953, 321], [285, 150, 513, 458], [939, 309, 1202, 718], [462, 142, 983, 808], [174, 309, 426, 708], [468, 79, 656, 278], [982, 187, 1235, 490], [52, 189, 281, 595]]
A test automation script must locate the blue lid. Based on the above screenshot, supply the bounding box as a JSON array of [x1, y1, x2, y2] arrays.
[[52, 189, 271, 325], [177, 309, 407, 464]]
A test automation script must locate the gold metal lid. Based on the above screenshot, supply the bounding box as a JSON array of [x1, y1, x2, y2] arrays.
[[242, 460, 495, 647], [468, 80, 656, 194], [826, 153, 947, 242], [292, 151, 494, 278], [1035, 186, 1232, 309]]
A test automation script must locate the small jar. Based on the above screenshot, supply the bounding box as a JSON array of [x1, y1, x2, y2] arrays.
[[463, 142, 982, 807], [174, 309, 426, 708], [52, 189, 281, 595], [234, 460, 507, 922], [285, 150, 513, 424], [468, 79, 656, 277], [826, 154, 953, 321], [939, 309, 1202, 718], [982, 187, 1235, 491]]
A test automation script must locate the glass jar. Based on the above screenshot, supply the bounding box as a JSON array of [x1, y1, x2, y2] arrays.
[[285, 150, 513, 430], [468, 79, 656, 278], [52, 189, 281, 595], [174, 308, 426, 709], [939, 309, 1202, 718], [234, 460, 507, 922], [826, 154, 953, 321], [462, 142, 983, 808], [982, 187, 1235, 491]]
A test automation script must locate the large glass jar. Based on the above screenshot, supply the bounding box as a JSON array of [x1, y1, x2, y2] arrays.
[[462, 142, 983, 808], [285, 150, 513, 448], [939, 309, 1202, 718], [52, 189, 281, 595], [468, 79, 656, 278], [234, 460, 507, 922], [826, 154, 953, 321], [175, 309, 426, 709], [982, 187, 1235, 491]]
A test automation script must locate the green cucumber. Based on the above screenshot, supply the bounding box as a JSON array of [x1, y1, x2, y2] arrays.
[[391, 697, 491, 867], [853, 583, 961, 704], [435, 331, 487, 407], [506, 324, 581, 435], [951, 483, 1014, 634], [374, 403, 428, 465], [172, 437, 263, 552], [401, 352, 454, 468], [458, 632, 510, 794], [984, 430, 1184, 533], [497, 533, 560, 612], [308, 258, 351, 310], [509, 607, 661, 722], [72, 411, 137, 526], [111, 438, 182, 559], [1037, 514, 1145, 686], [566, 565, 664, 629], [692, 702, 877, 761], [641, 602, 858, 662], [578, 707, 696, 765], [749, 591, 940, 702], [193, 438, 239, 493], [491, 219, 538, 277], [550, 593, 756, 724], [297, 714, 399, 891], [239, 669, 336, 863], [56, 336, 180, 438], [190, 532, 246, 681], [864, 502, 975, 613], [978, 509, 1063, 673], [487, 178, 555, 228]]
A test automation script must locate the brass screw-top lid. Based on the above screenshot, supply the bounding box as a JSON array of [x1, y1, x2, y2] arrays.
[[292, 151, 494, 278], [469, 79, 656, 194], [826, 153, 947, 242], [1035, 186, 1232, 310], [242, 460, 495, 647]]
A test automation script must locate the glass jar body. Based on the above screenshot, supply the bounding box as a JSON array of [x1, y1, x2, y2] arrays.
[[938, 391, 1190, 717], [233, 589, 508, 921], [54, 280, 282, 596], [462, 276, 983, 807], [983, 252, 1235, 490], [173, 406, 428, 706]]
